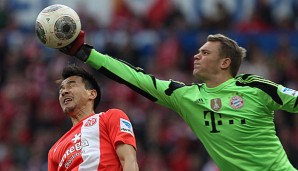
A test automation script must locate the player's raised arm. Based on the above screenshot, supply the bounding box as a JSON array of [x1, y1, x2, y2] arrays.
[[58, 31, 185, 112]]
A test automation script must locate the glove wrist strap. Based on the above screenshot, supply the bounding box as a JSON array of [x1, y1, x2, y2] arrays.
[[75, 44, 93, 62]]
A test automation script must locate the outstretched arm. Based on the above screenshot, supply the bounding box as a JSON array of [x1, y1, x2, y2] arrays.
[[116, 143, 139, 171], [59, 31, 186, 112]]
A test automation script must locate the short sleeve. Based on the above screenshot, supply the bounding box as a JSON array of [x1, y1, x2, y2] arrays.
[[104, 109, 137, 150], [48, 148, 58, 170]]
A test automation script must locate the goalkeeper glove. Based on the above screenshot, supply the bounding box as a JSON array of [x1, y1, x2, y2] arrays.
[[59, 30, 93, 62]]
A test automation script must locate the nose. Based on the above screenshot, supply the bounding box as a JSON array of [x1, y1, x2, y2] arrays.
[[194, 53, 201, 60], [60, 88, 70, 97]]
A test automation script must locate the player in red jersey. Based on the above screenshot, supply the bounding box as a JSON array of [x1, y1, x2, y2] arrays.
[[48, 65, 139, 171]]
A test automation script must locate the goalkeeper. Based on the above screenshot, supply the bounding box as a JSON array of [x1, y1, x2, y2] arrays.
[[58, 31, 298, 171]]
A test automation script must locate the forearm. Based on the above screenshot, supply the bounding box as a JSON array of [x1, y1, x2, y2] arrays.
[[85, 49, 183, 109], [116, 144, 139, 171], [121, 159, 139, 171], [85, 50, 160, 101]]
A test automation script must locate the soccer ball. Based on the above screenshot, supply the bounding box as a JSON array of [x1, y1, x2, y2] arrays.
[[35, 4, 81, 48]]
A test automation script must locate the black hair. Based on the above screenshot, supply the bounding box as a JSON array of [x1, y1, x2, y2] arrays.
[[61, 64, 101, 110]]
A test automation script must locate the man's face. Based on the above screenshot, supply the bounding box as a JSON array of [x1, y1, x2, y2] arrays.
[[59, 76, 91, 115], [193, 41, 223, 80]]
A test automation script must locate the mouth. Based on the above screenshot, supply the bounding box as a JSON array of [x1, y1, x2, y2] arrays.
[[193, 63, 200, 69], [63, 97, 73, 105]]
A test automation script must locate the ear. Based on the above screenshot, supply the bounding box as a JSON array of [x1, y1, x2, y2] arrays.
[[220, 57, 231, 70], [88, 89, 97, 100]]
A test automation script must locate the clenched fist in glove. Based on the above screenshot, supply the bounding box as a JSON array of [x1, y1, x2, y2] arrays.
[[59, 31, 93, 62]]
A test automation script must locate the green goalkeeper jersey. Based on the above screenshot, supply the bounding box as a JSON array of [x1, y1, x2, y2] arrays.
[[86, 50, 297, 171]]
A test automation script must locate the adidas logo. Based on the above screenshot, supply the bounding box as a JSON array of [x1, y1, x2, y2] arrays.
[[195, 98, 204, 104]]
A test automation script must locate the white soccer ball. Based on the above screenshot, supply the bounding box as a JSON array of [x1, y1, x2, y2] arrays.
[[35, 4, 81, 48]]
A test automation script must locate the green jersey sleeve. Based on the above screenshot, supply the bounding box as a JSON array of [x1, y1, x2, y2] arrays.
[[275, 85, 298, 112], [236, 74, 298, 113], [86, 50, 186, 114]]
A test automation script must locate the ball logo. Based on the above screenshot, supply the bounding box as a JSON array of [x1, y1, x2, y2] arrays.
[[230, 96, 244, 109], [55, 16, 77, 40], [85, 118, 97, 127]]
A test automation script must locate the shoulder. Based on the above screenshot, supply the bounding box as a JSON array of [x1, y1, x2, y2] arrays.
[[235, 74, 283, 104], [100, 108, 129, 120], [235, 74, 278, 87], [99, 109, 133, 133], [105, 108, 127, 115]]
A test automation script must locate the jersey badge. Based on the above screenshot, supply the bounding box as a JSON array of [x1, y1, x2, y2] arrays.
[[85, 118, 97, 127], [120, 118, 134, 136], [281, 87, 298, 97], [210, 98, 222, 111], [230, 95, 244, 109]]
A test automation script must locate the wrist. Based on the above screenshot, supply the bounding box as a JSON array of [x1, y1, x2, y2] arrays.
[[75, 44, 93, 62]]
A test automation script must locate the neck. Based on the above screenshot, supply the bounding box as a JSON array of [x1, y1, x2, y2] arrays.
[[69, 106, 94, 126], [204, 74, 232, 88]]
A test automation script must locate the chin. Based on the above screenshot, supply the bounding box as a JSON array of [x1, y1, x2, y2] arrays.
[[63, 106, 75, 115], [193, 71, 200, 78], [192, 70, 197, 76]]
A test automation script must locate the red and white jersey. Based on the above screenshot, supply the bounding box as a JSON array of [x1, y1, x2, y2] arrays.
[[48, 109, 136, 171]]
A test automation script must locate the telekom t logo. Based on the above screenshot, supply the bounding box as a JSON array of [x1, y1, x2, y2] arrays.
[[204, 111, 246, 133]]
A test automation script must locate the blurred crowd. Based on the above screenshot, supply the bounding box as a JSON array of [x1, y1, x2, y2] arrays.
[[0, 0, 298, 170]]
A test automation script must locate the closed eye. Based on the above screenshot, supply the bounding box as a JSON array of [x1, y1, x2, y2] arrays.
[[59, 80, 77, 93]]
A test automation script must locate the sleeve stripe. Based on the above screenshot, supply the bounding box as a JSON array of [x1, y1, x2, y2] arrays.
[[237, 75, 278, 87], [236, 74, 282, 105]]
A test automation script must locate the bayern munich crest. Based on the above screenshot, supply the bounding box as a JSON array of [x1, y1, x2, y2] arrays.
[[230, 96, 244, 109]]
